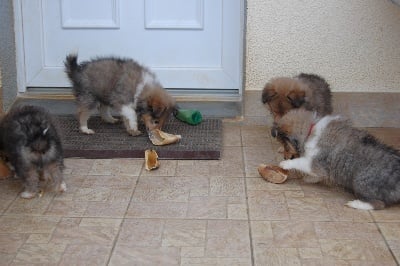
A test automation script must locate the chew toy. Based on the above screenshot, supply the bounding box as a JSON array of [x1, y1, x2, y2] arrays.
[[258, 164, 289, 184], [0, 159, 11, 179], [174, 109, 202, 125], [145, 149, 160, 171], [148, 129, 181, 146]]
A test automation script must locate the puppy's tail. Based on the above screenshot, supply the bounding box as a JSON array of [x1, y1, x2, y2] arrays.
[[64, 53, 81, 82]]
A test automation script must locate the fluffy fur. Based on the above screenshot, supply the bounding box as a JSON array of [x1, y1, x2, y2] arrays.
[[262, 73, 333, 121], [262, 73, 333, 158], [274, 109, 400, 210], [0, 105, 66, 198], [64, 54, 176, 136]]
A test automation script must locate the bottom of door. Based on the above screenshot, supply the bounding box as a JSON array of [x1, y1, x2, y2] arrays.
[[17, 88, 243, 118]]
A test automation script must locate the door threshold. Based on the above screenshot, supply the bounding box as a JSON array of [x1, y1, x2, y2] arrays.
[[15, 92, 243, 118]]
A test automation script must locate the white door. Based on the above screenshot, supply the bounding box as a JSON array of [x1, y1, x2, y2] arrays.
[[14, 0, 244, 97]]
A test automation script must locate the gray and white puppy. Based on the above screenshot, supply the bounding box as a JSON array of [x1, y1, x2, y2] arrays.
[[64, 54, 176, 136], [0, 105, 66, 198], [272, 109, 400, 210]]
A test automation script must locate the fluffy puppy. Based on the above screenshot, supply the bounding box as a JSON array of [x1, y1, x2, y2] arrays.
[[262, 73, 333, 122], [273, 109, 400, 210], [0, 105, 66, 199], [64, 54, 176, 136], [262, 73, 333, 158]]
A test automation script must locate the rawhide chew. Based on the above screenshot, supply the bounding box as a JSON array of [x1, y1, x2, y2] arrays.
[[145, 149, 160, 171], [258, 164, 289, 184], [148, 129, 181, 146], [0, 158, 11, 179]]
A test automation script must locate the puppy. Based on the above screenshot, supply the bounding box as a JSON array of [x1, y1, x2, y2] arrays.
[[262, 73, 333, 158], [273, 109, 400, 210], [262, 73, 333, 122], [0, 105, 66, 198], [64, 54, 176, 136]]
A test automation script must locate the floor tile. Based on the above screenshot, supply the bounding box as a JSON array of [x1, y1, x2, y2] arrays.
[[0, 105, 399, 265]]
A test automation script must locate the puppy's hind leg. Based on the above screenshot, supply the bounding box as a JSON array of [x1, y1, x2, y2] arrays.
[[43, 162, 66, 194], [20, 169, 40, 199], [99, 104, 119, 124], [345, 199, 385, 210], [78, 106, 95, 134], [120, 105, 142, 136]]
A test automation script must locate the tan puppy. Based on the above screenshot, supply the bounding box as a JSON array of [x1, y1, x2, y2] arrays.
[[262, 73, 333, 158]]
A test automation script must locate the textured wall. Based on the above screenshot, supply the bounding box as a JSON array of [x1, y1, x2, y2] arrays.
[[0, 0, 18, 110], [245, 0, 400, 92]]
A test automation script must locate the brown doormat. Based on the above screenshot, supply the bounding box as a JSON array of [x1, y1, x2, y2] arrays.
[[56, 115, 222, 159]]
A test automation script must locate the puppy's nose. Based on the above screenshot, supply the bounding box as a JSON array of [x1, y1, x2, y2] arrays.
[[147, 120, 161, 132], [271, 128, 278, 138]]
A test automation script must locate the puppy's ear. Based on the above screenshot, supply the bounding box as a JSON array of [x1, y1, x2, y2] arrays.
[[287, 91, 305, 108], [261, 84, 277, 104]]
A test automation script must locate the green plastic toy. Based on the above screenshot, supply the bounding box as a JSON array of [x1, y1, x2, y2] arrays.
[[174, 109, 202, 125]]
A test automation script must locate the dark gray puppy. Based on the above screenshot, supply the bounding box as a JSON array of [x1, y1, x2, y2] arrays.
[[273, 109, 400, 210], [0, 105, 66, 198]]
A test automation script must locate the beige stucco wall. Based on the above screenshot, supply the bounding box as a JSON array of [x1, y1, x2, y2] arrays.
[[245, 0, 400, 92]]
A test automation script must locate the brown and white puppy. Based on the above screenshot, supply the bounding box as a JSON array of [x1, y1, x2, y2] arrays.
[[273, 109, 400, 210], [262, 73, 333, 122], [64, 54, 176, 136], [0, 105, 66, 198], [262, 73, 333, 158]]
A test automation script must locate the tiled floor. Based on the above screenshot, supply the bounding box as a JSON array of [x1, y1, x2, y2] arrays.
[[0, 118, 399, 265]]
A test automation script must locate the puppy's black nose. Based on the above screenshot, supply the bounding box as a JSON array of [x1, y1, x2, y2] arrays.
[[271, 128, 277, 138]]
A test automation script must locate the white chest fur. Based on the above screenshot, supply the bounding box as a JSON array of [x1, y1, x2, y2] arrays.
[[279, 115, 341, 174]]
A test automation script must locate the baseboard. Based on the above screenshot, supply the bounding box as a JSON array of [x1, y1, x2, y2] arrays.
[[244, 91, 400, 128]]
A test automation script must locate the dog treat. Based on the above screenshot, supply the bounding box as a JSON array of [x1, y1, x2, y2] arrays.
[[0, 159, 11, 179], [174, 109, 202, 125], [258, 164, 288, 184], [148, 129, 181, 146], [145, 149, 160, 171]]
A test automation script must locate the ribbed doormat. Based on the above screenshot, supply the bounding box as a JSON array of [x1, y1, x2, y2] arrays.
[[56, 115, 222, 159]]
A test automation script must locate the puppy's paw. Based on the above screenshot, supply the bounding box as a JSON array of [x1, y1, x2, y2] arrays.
[[279, 160, 292, 170], [80, 126, 95, 135], [20, 191, 37, 199], [102, 117, 119, 124], [127, 129, 142, 136], [59, 181, 67, 193], [345, 200, 374, 210]]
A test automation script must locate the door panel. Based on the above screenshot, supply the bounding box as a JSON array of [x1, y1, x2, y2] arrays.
[[145, 0, 203, 29], [61, 0, 120, 29], [17, 0, 243, 93]]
